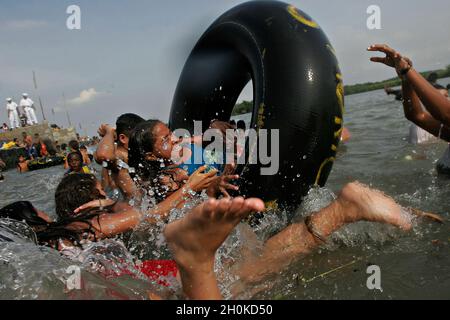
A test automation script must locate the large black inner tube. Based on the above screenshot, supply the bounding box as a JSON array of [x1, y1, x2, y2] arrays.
[[169, 0, 344, 210]]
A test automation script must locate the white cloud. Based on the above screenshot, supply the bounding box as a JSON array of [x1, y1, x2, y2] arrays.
[[3, 20, 48, 30], [68, 88, 102, 105]]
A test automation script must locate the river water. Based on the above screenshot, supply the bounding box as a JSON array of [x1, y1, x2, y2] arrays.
[[1, 79, 449, 299]]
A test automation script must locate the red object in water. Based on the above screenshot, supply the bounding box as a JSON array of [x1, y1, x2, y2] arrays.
[[137, 260, 178, 286]]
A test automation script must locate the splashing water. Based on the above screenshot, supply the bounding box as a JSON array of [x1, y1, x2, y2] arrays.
[[2, 83, 450, 299]]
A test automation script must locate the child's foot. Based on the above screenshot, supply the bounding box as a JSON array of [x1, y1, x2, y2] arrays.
[[164, 197, 265, 272], [339, 182, 412, 230]]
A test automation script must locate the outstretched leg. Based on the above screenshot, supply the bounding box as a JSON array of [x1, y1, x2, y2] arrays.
[[164, 196, 265, 300], [232, 182, 415, 293]]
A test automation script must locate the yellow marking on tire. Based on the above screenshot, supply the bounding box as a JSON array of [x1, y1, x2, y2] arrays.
[[336, 73, 345, 116], [287, 5, 319, 29], [326, 44, 337, 57], [315, 157, 335, 185], [334, 116, 342, 125]]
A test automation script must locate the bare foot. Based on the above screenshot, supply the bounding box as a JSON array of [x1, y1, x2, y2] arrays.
[[338, 182, 412, 230], [164, 197, 265, 273]]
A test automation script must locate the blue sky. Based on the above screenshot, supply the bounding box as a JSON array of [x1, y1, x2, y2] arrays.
[[1, 0, 450, 135]]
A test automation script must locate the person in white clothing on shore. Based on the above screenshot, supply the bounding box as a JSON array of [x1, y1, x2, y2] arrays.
[[5, 98, 20, 129], [19, 93, 38, 125]]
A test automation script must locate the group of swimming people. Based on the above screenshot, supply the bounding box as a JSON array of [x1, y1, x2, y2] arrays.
[[0, 44, 446, 300], [13, 133, 93, 174]]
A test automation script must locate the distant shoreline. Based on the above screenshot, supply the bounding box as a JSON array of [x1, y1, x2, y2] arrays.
[[344, 65, 450, 96], [231, 66, 450, 116]]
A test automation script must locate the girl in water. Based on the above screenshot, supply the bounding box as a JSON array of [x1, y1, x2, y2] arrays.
[[127, 120, 239, 202], [0, 182, 265, 300], [2, 173, 437, 299]]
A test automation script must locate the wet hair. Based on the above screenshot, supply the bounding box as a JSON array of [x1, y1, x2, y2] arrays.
[[32, 173, 110, 246], [0, 175, 111, 248], [55, 174, 102, 219], [427, 72, 438, 83], [0, 201, 48, 227], [116, 113, 145, 140], [0, 201, 49, 244], [67, 151, 83, 164], [447, 84, 450, 91], [68, 140, 79, 151], [237, 120, 246, 130], [80, 145, 87, 150], [128, 119, 164, 186]]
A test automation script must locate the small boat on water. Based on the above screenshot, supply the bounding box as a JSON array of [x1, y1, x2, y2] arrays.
[[27, 156, 65, 171]]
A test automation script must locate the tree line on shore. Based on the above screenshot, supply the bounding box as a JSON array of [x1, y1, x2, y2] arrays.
[[231, 65, 450, 115], [344, 64, 450, 95]]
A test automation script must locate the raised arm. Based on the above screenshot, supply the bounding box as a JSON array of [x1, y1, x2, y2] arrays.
[[75, 199, 170, 239], [401, 80, 450, 141], [149, 165, 218, 216], [114, 169, 137, 199], [74, 166, 218, 238], [404, 69, 450, 125], [94, 202, 142, 237], [94, 124, 117, 164], [368, 44, 450, 126], [71, 186, 198, 240]]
